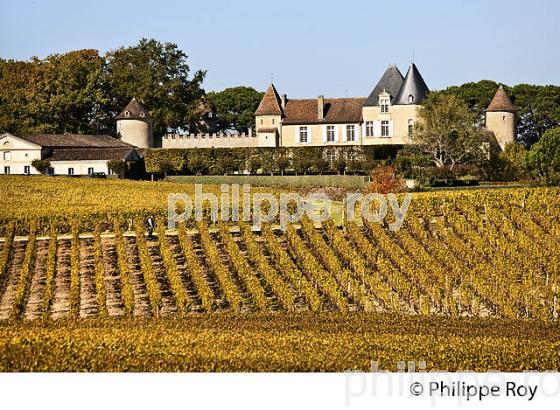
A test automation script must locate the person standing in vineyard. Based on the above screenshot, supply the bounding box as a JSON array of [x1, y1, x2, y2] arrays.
[[146, 216, 155, 239]]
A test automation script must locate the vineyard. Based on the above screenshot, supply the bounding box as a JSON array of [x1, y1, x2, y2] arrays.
[[1, 177, 560, 370], [1, 190, 560, 320]]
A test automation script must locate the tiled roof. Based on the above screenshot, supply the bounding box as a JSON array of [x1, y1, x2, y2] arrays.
[[254, 84, 283, 116], [45, 147, 139, 161], [115, 97, 151, 120], [14, 133, 132, 148], [257, 127, 278, 133], [363, 65, 404, 106], [487, 85, 516, 112], [282, 98, 365, 125]]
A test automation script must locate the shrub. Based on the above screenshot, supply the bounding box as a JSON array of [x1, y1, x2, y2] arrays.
[[368, 165, 406, 194]]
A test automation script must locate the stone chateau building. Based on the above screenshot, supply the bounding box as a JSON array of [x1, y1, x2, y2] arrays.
[[0, 65, 517, 175], [0, 98, 149, 176], [163, 64, 517, 150]]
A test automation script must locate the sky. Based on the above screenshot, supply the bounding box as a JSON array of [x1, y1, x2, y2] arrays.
[[1, 0, 559, 98]]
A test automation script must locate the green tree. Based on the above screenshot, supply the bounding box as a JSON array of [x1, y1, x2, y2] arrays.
[[105, 38, 206, 136], [511, 84, 560, 147], [412, 93, 488, 170], [0, 50, 108, 134], [206, 86, 264, 132], [107, 159, 126, 177], [526, 127, 560, 183], [276, 156, 290, 176], [31, 159, 51, 174]]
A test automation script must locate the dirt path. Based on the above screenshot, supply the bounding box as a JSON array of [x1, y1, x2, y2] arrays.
[[100, 237, 125, 317], [79, 238, 98, 318], [190, 234, 226, 310], [0, 241, 27, 320], [124, 237, 151, 316], [146, 237, 177, 315], [51, 239, 71, 319], [167, 235, 203, 312], [23, 239, 50, 320]]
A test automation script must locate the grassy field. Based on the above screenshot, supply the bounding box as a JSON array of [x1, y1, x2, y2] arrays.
[[1, 176, 560, 371]]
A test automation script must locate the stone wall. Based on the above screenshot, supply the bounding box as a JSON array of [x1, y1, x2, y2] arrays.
[[162, 130, 259, 149]]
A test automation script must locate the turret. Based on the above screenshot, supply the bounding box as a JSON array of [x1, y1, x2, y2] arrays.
[[254, 84, 283, 147], [485, 85, 517, 150], [116, 97, 153, 149]]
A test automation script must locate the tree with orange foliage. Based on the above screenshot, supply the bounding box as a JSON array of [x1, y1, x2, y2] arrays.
[[368, 165, 406, 194]]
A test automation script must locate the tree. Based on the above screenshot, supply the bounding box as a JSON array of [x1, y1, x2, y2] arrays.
[[412, 93, 488, 171], [368, 165, 406, 194], [511, 84, 560, 147], [276, 156, 290, 176], [313, 158, 330, 175], [206, 87, 264, 132], [500, 142, 528, 179], [104, 38, 206, 136], [248, 157, 262, 174], [107, 159, 126, 177], [31, 159, 51, 174], [0, 50, 108, 134], [526, 127, 560, 183]]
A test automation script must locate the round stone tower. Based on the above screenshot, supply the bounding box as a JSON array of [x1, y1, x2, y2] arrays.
[[485, 85, 517, 150], [115, 97, 153, 148]]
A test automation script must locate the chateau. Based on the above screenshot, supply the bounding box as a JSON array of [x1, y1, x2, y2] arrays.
[[162, 63, 516, 150], [0, 65, 517, 175]]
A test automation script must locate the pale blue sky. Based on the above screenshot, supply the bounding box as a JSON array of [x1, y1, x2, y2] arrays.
[[1, 0, 559, 97]]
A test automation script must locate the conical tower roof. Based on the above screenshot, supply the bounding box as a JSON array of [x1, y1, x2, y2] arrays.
[[393, 63, 430, 105], [363, 65, 404, 106], [255, 84, 283, 116], [487, 85, 516, 112], [115, 97, 151, 120]]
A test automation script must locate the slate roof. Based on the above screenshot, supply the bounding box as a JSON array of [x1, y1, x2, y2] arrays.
[[254, 84, 283, 116], [44, 147, 139, 162], [282, 98, 365, 125], [115, 97, 151, 120], [363, 65, 404, 106], [13, 133, 132, 148], [487, 85, 516, 112], [393, 64, 430, 105]]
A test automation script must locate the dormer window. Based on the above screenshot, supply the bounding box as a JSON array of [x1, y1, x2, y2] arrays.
[[139, 112, 145, 118], [380, 97, 390, 113], [408, 95, 414, 103], [125, 110, 131, 117]]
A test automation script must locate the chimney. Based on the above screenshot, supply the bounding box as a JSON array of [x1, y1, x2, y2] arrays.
[[281, 94, 287, 109], [317, 95, 324, 120]]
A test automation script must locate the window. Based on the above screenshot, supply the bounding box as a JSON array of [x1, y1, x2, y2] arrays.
[[380, 98, 390, 113], [260, 119, 264, 125], [3, 151, 11, 161], [365, 121, 374, 137], [299, 126, 308, 143], [24, 166, 30, 175], [88, 167, 94, 175], [408, 119, 414, 136], [68, 168, 74, 175], [346, 125, 355, 141], [4, 166, 10, 174], [381, 121, 390, 137], [326, 125, 335, 142], [272, 119, 275, 125], [408, 95, 414, 103]]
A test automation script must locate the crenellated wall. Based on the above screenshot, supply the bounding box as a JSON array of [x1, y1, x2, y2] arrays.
[[162, 130, 260, 149]]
